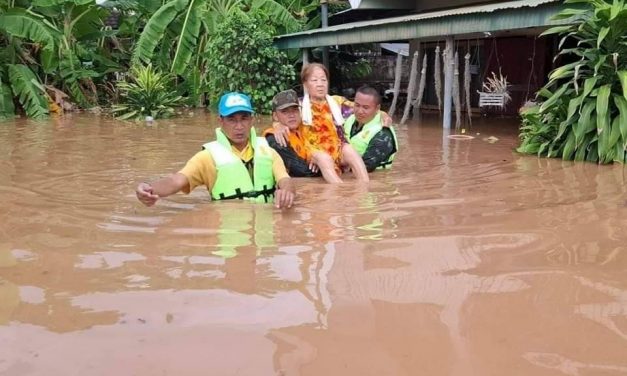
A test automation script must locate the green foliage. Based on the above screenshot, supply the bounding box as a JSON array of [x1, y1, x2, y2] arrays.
[[518, 0, 627, 164], [328, 0, 350, 14], [0, 0, 319, 118], [131, 0, 309, 109], [112, 64, 184, 120], [332, 55, 372, 82], [7, 64, 49, 119], [0, 9, 57, 71], [206, 10, 296, 114], [131, 0, 203, 74], [0, 0, 124, 116], [250, 0, 306, 34], [0, 78, 16, 120]]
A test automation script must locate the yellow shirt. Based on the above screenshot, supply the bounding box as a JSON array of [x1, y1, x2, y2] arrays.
[[179, 142, 290, 194]]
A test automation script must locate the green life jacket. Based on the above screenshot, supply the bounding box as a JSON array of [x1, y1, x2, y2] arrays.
[[343, 113, 398, 169], [203, 128, 275, 203]]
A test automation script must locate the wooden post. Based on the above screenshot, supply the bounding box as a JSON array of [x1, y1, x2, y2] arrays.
[[464, 52, 472, 124], [302, 49, 309, 65], [443, 36, 454, 129], [413, 54, 427, 121], [435, 45, 442, 114], [411, 43, 422, 121], [388, 52, 403, 117], [321, 0, 329, 69], [401, 51, 419, 125], [453, 51, 461, 129]]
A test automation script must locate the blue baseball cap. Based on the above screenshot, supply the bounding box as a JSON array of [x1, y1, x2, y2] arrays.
[[218, 92, 254, 117]]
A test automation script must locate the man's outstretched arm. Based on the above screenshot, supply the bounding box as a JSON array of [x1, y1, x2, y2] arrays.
[[136, 173, 190, 207]]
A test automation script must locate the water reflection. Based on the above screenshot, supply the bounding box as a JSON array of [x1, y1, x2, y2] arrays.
[[1, 114, 626, 375]]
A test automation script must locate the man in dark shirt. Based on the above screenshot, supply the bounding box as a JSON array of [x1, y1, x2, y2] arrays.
[[343, 86, 398, 172]]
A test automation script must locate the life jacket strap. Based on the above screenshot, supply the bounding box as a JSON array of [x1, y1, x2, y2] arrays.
[[218, 186, 276, 201]]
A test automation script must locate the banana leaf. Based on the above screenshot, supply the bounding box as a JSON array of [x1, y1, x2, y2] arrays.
[[0, 80, 16, 119], [619, 71, 627, 101], [7, 64, 49, 119], [171, 0, 203, 75], [0, 9, 59, 72], [132, 0, 190, 66]]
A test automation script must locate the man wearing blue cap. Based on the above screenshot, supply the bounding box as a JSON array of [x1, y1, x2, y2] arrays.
[[136, 92, 295, 209]]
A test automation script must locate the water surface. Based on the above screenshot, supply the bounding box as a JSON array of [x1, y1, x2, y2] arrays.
[[1, 113, 626, 375]]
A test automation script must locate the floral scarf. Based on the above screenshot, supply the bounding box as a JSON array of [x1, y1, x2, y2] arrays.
[[303, 96, 354, 164]]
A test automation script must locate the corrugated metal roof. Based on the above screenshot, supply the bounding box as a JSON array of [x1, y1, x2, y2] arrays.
[[349, 0, 413, 10], [275, 0, 566, 49]]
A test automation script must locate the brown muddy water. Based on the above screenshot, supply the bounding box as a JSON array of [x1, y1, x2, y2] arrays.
[[1, 113, 627, 376]]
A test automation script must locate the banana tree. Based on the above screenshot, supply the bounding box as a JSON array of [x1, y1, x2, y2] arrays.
[[131, 0, 311, 107], [0, 0, 122, 117]]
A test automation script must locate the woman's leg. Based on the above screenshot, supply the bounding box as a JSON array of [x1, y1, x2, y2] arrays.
[[341, 144, 369, 182], [312, 151, 343, 184]]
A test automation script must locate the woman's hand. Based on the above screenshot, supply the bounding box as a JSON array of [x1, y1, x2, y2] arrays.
[[308, 162, 319, 173], [272, 122, 290, 147]]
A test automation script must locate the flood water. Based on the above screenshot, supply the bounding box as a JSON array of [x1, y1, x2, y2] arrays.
[[1, 112, 627, 376]]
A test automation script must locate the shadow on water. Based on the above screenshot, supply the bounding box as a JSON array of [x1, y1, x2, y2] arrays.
[[1, 113, 627, 375]]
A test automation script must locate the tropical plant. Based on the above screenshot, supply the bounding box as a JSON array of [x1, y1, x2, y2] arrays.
[[328, 0, 350, 14], [481, 71, 512, 105], [7, 64, 50, 118], [205, 10, 296, 114], [518, 0, 627, 164], [0, 0, 125, 117], [331, 55, 372, 83], [112, 64, 184, 120], [0, 76, 16, 120], [130, 0, 310, 107]]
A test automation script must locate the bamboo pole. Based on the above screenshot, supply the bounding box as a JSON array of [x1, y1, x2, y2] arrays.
[[401, 51, 419, 125], [388, 52, 404, 117]]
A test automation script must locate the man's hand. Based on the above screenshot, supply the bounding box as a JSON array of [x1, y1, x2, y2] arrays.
[[136, 182, 159, 206], [308, 162, 319, 173], [274, 177, 295, 209], [274, 188, 294, 209], [272, 122, 290, 147], [381, 111, 393, 127]]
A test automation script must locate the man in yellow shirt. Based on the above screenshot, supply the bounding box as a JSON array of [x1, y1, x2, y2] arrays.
[[136, 92, 295, 209]]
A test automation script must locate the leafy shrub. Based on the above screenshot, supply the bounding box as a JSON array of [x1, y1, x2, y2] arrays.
[[205, 10, 296, 114], [518, 0, 627, 163], [112, 64, 183, 120]]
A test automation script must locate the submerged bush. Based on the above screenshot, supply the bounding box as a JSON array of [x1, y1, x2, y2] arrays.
[[112, 64, 183, 120], [518, 0, 627, 163]]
